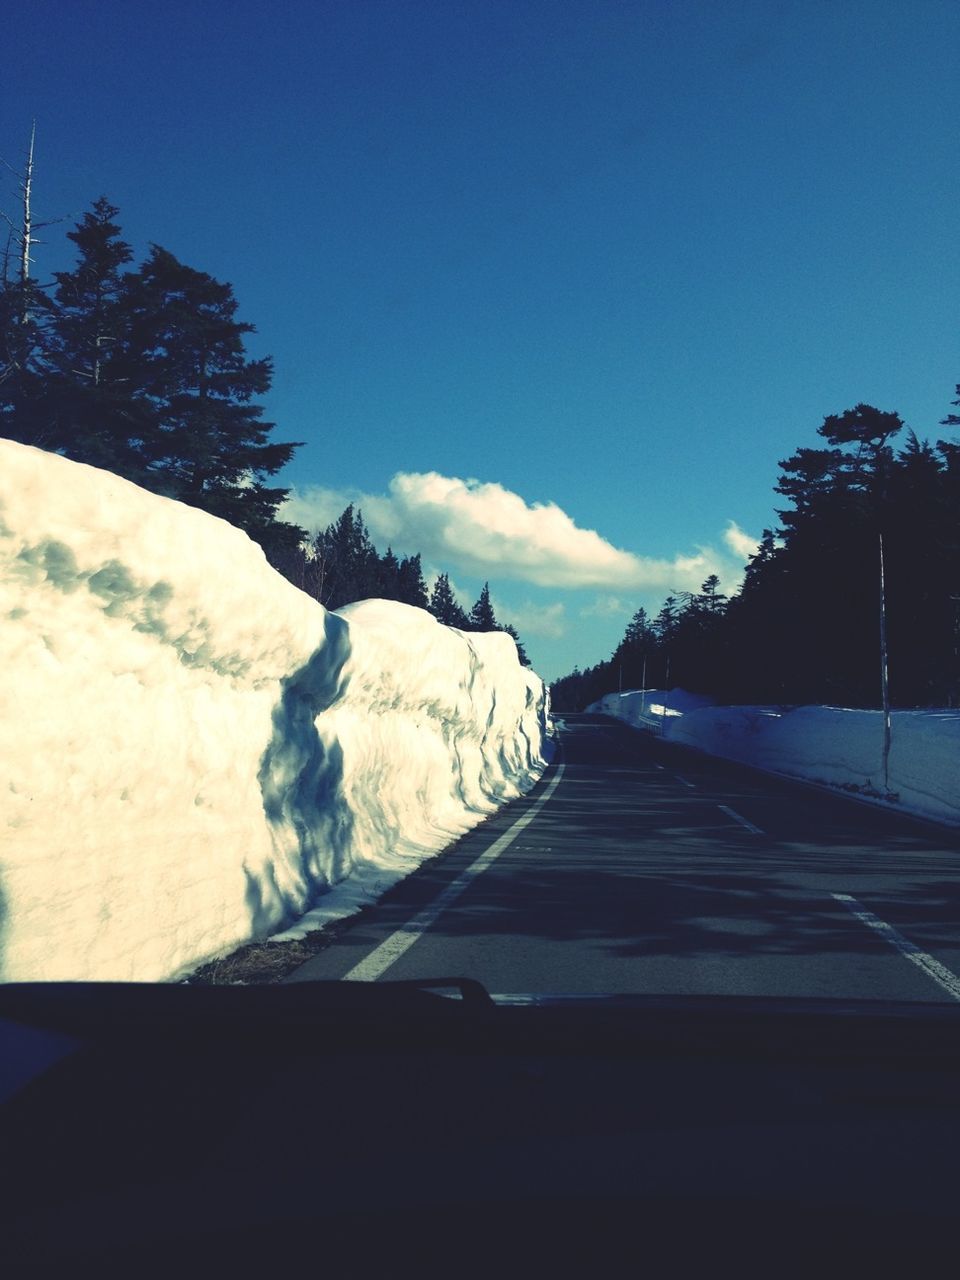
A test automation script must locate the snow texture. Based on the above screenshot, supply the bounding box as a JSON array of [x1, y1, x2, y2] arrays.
[[590, 690, 960, 827], [0, 442, 547, 982]]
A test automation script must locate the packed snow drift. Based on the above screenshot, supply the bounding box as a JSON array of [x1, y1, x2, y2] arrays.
[[0, 442, 548, 982], [590, 690, 960, 827]]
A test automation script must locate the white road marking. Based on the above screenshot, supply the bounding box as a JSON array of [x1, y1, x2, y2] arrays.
[[342, 764, 567, 982], [673, 775, 696, 788], [717, 804, 764, 835], [832, 892, 960, 1002], [653, 763, 666, 771]]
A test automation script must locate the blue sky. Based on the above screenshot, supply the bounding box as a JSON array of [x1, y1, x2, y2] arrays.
[[4, 0, 960, 679]]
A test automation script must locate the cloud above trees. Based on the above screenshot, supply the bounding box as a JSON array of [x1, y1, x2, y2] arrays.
[[284, 472, 757, 592], [723, 520, 761, 561]]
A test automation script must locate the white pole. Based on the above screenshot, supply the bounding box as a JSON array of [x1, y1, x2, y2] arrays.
[[879, 531, 891, 792]]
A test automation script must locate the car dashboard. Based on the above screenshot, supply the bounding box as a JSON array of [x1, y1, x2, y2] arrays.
[[1, 979, 958, 1271]]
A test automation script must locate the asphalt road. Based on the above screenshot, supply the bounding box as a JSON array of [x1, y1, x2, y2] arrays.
[[286, 713, 960, 1000]]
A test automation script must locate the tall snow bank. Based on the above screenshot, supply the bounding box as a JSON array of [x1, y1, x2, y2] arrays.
[[0, 442, 547, 981], [588, 689, 715, 733], [591, 689, 960, 828]]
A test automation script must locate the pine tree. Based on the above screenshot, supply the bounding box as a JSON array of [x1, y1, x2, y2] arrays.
[[718, 404, 910, 705], [664, 578, 729, 693], [44, 198, 149, 472], [623, 606, 653, 649], [468, 582, 498, 631], [397, 553, 429, 609], [377, 546, 401, 599], [501, 622, 531, 666], [123, 244, 303, 549], [883, 431, 955, 704], [653, 596, 678, 640], [312, 505, 379, 609], [698, 574, 726, 614], [428, 573, 469, 628], [611, 606, 653, 689]]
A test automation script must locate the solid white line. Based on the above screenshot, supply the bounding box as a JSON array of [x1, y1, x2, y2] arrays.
[[673, 774, 696, 788], [342, 764, 567, 982], [831, 892, 960, 1002], [717, 804, 765, 835]]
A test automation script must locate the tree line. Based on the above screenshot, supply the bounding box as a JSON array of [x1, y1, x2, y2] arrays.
[[272, 504, 530, 662], [2, 178, 305, 555], [0, 136, 528, 660], [552, 403, 960, 711]]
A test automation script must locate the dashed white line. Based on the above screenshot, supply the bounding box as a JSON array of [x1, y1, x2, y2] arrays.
[[717, 804, 765, 835], [673, 775, 696, 788], [341, 763, 567, 983], [832, 892, 960, 1002]]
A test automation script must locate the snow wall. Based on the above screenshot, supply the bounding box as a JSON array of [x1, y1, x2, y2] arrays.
[[589, 691, 960, 828], [0, 442, 548, 982]]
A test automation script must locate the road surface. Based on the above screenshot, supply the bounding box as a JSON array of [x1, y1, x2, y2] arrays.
[[286, 713, 960, 1000]]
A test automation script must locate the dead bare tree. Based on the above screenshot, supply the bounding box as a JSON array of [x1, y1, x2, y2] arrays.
[[1, 121, 68, 325]]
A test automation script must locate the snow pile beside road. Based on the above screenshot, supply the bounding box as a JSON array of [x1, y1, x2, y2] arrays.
[[592, 690, 960, 827], [0, 441, 547, 982], [589, 688, 715, 733]]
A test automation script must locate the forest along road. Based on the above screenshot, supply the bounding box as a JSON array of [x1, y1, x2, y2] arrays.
[[285, 713, 960, 1000]]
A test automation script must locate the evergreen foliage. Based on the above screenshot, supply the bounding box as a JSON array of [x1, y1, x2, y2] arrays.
[[428, 573, 470, 629], [0, 273, 54, 447], [553, 402, 960, 712], [266, 508, 529, 660], [45, 198, 145, 473], [396, 553, 429, 609], [468, 582, 498, 631], [123, 245, 304, 550], [309, 504, 380, 610], [502, 622, 531, 667], [1, 193, 304, 554], [0, 163, 531, 669]]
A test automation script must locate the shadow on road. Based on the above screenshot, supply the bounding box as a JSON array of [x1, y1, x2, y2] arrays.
[[322, 714, 960, 970]]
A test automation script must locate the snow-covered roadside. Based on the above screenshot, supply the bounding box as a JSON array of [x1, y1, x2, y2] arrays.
[[589, 689, 716, 733], [0, 442, 547, 982], [589, 690, 960, 829]]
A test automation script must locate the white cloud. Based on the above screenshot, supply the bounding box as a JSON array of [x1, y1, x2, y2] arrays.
[[579, 595, 632, 619], [495, 599, 567, 639], [284, 472, 721, 592], [723, 520, 761, 562], [281, 484, 359, 535]]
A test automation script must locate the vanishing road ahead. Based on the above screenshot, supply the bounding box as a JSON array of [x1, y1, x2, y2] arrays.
[[287, 713, 960, 1001]]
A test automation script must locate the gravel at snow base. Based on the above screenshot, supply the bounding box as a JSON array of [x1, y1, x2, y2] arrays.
[[0, 441, 547, 982]]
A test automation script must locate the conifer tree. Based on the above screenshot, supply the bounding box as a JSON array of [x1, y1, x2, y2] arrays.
[[377, 546, 401, 599], [123, 244, 303, 549], [312, 505, 379, 609], [397, 553, 429, 609], [698, 574, 726, 613], [468, 582, 498, 631], [45, 198, 148, 472], [501, 622, 531, 666], [428, 573, 469, 628], [611, 606, 653, 689]]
